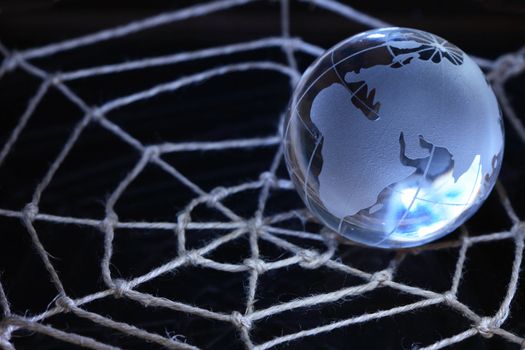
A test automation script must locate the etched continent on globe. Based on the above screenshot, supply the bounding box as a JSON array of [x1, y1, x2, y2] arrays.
[[284, 28, 504, 248]]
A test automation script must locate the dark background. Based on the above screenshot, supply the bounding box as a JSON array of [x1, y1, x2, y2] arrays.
[[0, 1, 524, 349]]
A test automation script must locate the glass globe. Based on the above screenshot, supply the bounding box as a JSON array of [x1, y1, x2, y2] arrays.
[[284, 27, 504, 248]]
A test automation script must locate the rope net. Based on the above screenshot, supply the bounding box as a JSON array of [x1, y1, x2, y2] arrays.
[[0, 1, 524, 349]]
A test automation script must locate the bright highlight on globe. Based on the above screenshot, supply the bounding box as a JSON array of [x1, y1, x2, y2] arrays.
[[284, 27, 504, 248]]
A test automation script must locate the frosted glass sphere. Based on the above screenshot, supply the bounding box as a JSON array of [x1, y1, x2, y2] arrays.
[[284, 27, 504, 248]]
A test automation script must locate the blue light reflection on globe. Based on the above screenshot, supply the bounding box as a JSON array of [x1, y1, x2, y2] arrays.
[[283, 27, 504, 248]]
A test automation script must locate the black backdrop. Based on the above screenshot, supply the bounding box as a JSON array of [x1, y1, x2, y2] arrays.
[[0, 1, 524, 349]]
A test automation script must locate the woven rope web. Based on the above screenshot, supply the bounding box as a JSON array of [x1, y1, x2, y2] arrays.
[[0, 1, 524, 349]]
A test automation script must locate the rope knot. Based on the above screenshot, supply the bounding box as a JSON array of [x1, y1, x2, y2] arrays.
[[244, 258, 267, 274], [259, 171, 277, 188], [442, 291, 457, 304], [298, 249, 328, 269], [55, 296, 75, 312], [22, 203, 39, 222], [113, 279, 130, 298], [176, 207, 192, 229], [144, 145, 160, 160], [371, 270, 392, 285], [512, 221, 525, 237], [247, 217, 263, 234], [89, 107, 104, 122], [184, 250, 201, 266], [475, 317, 495, 338], [2, 53, 20, 73], [230, 311, 252, 330], [207, 187, 228, 206], [49, 72, 63, 86], [500, 52, 523, 68], [488, 51, 525, 83], [100, 212, 118, 232], [299, 249, 318, 263]]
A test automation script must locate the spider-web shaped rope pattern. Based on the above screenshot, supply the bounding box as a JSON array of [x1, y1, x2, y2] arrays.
[[0, 1, 524, 349]]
